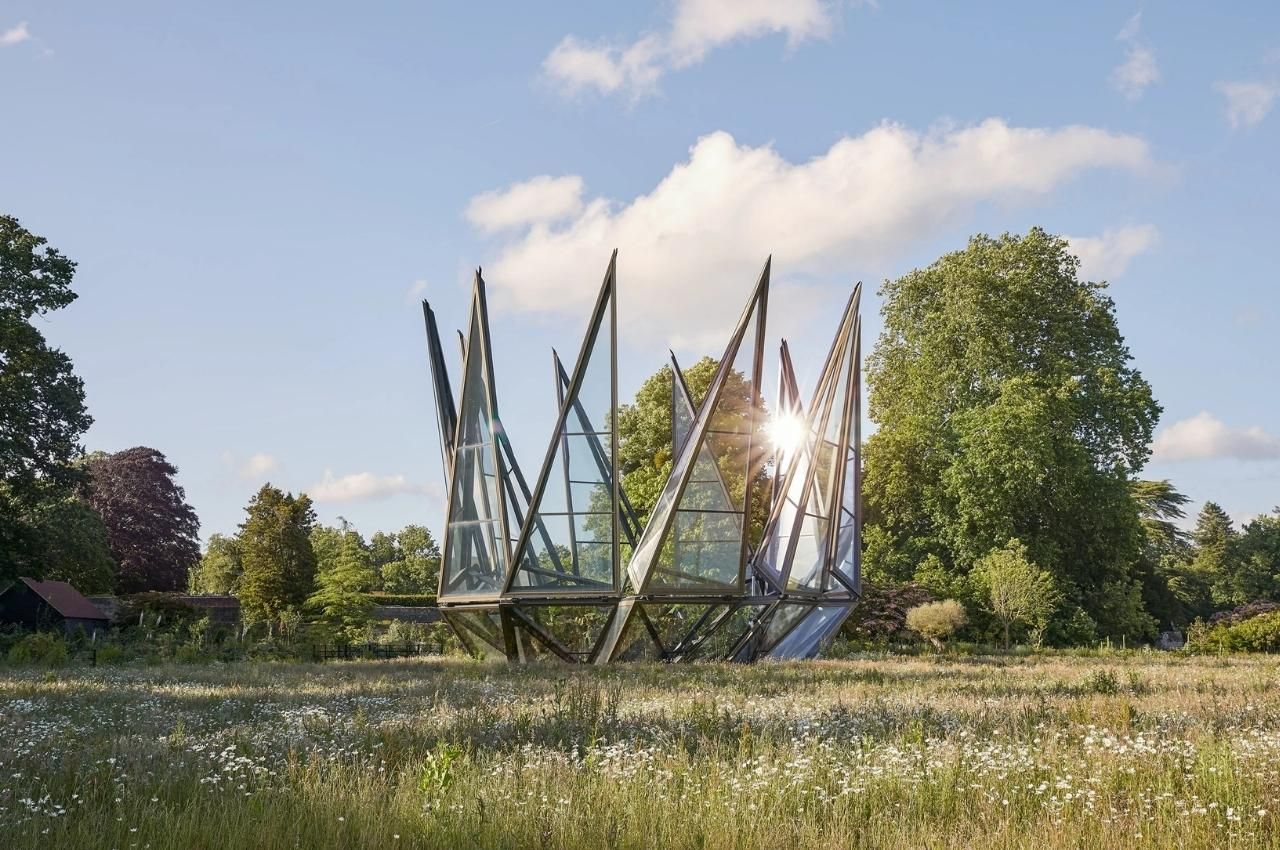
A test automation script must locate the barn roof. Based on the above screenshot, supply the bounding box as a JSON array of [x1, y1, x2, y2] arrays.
[[18, 578, 110, 621]]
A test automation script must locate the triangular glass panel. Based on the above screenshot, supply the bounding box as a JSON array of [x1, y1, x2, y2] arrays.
[[630, 260, 769, 593], [509, 258, 621, 594], [680, 603, 770, 661], [766, 604, 850, 659], [638, 603, 718, 658], [443, 609, 505, 659], [440, 282, 510, 599], [519, 605, 616, 661], [829, 314, 862, 594]]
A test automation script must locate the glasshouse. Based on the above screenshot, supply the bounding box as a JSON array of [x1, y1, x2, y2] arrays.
[[422, 253, 862, 663]]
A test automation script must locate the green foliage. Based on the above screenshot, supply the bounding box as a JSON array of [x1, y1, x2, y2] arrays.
[[237, 485, 317, 631], [862, 228, 1159, 632], [377, 525, 441, 595], [6, 631, 69, 666], [189, 533, 242, 594], [307, 531, 376, 642], [973, 539, 1060, 649], [369, 592, 436, 607], [905, 599, 967, 650], [30, 497, 116, 592], [0, 215, 92, 586], [1189, 610, 1280, 653]]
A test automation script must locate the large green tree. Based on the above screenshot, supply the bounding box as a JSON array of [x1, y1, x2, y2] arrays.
[[862, 228, 1161, 638], [189, 533, 243, 595], [30, 497, 116, 593], [377, 524, 441, 595], [83, 447, 201, 592], [237, 485, 317, 631], [308, 530, 377, 641], [0, 215, 92, 584]]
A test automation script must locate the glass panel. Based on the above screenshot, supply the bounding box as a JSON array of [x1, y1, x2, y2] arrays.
[[640, 604, 716, 656], [683, 604, 769, 661], [613, 608, 662, 662], [521, 605, 614, 659], [629, 282, 763, 592], [762, 602, 813, 651], [510, 287, 618, 593], [440, 296, 508, 599], [444, 609, 505, 659], [831, 443, 859, 591], [768, 604, 850, 659]]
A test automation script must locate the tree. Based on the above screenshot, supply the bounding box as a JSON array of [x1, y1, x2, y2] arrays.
[[906, 599, 967, 651], [30, 497, 115, 592], [378, 525, 440, 595], [1187, 501, 1249, 608], [616, 356, 770, 545], [1237, 509, 1280, 604], [82, 447, 201, 592], [1130, 479, 1197, 627], [0, 215, 92, 585], [974, 539, 1060, 649], [308, 530, 376, 641], [862, 229, 1160, 637], [237, 485, 317, 631], [190, 533, 242, 595]]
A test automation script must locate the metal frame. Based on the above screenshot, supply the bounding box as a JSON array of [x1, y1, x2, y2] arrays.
[[423, 254, 862, 663]]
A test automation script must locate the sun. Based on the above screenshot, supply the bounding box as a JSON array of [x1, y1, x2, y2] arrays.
[[765, 412, 808, 460]]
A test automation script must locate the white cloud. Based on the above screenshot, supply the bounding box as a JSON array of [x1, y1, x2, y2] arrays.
[[310, 470, 423, 503], [1, 21, 31, 46], [465, 175, 585, 233], [467, 119, 1153, 346], [406, 279, 429, 303], [238, 452, 279, 480], [1111, 13, 1160, 100], [1065, 224, 1159, 281], [1152, 412, 1280, 462], [1216, 80, 1280, 128], [543, 0, 836, 99]]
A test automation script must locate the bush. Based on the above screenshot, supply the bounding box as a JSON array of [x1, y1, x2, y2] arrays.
[[906, 600, 967, 650], [95, 643, 126, 664], [842, 582, 935, 644], [1209, 601, 1280, 627], [7, 632, 69, 666], [369, 592, 437, 607], [1188, 610, 1280, 652]]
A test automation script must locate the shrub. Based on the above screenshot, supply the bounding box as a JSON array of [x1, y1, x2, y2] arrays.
[[7, 632, 70, 666], [906, 600, 967, 650], [1188, 610, 1280, 653], [369, 592, 437, 607], [95, 643, 126, 664], [1209, 601, 1280, 627]]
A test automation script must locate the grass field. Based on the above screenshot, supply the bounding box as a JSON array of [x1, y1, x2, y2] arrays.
[[2, 653, 1280, 849]]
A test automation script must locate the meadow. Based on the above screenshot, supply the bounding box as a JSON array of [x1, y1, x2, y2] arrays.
[[2, 653, 1279, 849]]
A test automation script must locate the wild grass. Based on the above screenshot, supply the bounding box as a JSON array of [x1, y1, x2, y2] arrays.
[[3, 653, 1280, 848]]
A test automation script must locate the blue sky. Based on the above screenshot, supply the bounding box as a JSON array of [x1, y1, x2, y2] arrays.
[[2, 1, 1278, 542]]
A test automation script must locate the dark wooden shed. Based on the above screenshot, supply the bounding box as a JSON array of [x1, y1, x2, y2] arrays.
[[0, 578, 110, 636]]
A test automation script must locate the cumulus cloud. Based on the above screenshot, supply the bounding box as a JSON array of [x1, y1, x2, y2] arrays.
[[239, 453, 279, 480], [1, 21, 31, 46], [1152, 412, 1280, 462], [1065, 224, 1159, 281], [1216, 80, 1280, 128], [1111, 13, 1160, 100], [465, 176, 585, 233], [467, 119, 1153, 346], [310, 470, 424, 503], [543, 0, 836, 99]]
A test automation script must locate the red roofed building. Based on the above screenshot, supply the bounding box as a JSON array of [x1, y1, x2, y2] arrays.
[[0, 578, 110, 636]]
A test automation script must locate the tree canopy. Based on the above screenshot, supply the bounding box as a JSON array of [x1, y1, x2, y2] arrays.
[[83, 447, 201, 592], [0, 215, 92, 584], [237, 484, 317, 630], [862, 228, 1161, 638]]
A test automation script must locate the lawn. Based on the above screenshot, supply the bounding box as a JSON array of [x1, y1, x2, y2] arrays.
[[2, 653, 1279, 849]]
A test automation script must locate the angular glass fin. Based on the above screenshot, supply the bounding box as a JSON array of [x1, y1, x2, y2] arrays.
[[629, 259, 770, 593], [440, 277, 510, 599], [422, 302, 458, 475], [829, 313, 862, 594], [766, 603, 849, 659], [753, 287, 860, 595], [508, 255, 621, 594]]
